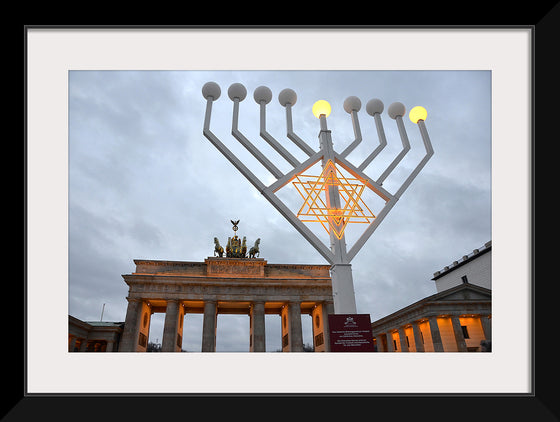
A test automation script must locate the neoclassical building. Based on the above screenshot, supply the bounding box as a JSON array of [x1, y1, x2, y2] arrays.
[[68, 316, 124, 352], [371, 241, 492, 352], [119, 257, 334, 352], [70, 257, 335, 352]]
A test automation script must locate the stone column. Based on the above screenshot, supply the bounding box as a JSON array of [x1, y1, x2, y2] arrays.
[[323, 301, 334, 352], [105, 340, 115, 352], [412, 322, 425, 352], [162, 300, 182, 352], [386, 331, 395, 352], [69, 336, 77, 352], [288, 301, 304, 352], [450, 315, 468, 352], [480, 315, 492, 341], [375, 335, 385, 352], [281, 301, 304, 352], [428, 316, 444, 352], [119, 298, 142, 352], [398, 327, 409, 352], [79, 338, 89, 352], [250, 301, 266, 352], [137, 301, 152, 352], [202, 300, 217, 352], [311, 302, 330, 352]]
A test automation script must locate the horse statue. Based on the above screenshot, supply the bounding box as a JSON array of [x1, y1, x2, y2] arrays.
[[226, 237, 232, 257], [241, 236, 247, 257], [249, 238, 261, 259], [213, 237, 224, 257]]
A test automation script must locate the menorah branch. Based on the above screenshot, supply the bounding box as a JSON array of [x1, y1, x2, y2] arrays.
[[280, 92, 316, 157], [376, 113, 411, 185], [394, 119, 434, 199], [339, 96, 364, 158], [358, 111, 388, 172], [259, 101, 301, 168], [203, 97, 266, 193], [231, 97, 284, 179], [340, 110, 362, 158]]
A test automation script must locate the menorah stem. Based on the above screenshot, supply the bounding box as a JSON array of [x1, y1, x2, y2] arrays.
[[318, 114, 357, 314], [319, 116, 346, 259], [331, 264, 357, 314]]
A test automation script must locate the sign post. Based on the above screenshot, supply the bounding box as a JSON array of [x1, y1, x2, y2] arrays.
[[328, 314, 375, 352]]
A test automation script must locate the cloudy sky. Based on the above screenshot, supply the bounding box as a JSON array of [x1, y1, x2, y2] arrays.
[[68, 69, 491, 352]]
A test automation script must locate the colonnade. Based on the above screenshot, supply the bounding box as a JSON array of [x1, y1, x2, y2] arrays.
[[68, 315, 123, 352], [373, 314, 491, 352], [119, 297, 335, 352], [68, 337, 110, 352]]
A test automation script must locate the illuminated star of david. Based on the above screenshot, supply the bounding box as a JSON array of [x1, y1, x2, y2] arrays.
[[292, 160, 376, 239]]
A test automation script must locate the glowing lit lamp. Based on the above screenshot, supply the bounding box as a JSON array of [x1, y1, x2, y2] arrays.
[[312, 100, 332, 118], [409, 106, 428, 123]]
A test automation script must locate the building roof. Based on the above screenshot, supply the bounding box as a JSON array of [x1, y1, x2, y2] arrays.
[[431, 240, 491, 281], [69, 315, 124, 331], [85, 321, 125, 327]]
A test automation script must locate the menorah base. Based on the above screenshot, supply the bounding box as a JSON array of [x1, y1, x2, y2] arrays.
[[330, 263, 357, 314]]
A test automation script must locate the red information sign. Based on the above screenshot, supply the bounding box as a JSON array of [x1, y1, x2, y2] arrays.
[[328, 314, 375, 352]]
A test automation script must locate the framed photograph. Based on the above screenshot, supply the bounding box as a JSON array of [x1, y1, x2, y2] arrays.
[[23, 24, 544, 418]]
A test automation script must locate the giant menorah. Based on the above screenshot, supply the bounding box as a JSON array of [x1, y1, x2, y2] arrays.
[[202, 82, 433, 314]]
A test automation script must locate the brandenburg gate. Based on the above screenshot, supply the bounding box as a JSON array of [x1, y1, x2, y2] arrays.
[[119, 232, 334, 352]]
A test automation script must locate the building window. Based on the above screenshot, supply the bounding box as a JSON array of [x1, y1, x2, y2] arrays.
[[461, 325, 470, 339], [406, 336, 410, 347], [393, 339, 398, 350], [138, 332, 148, 347], [461, 275, 469, 284]]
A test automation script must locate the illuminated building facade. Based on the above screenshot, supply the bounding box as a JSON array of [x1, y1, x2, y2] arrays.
[[69, 258, 334, 352], [68, 316, 124, 352], [119, 258, 334, 352], [371, 241, 492, 352]]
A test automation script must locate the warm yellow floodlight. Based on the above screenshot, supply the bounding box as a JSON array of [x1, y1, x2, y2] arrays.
[[409, 106, 428, 123], [312, 100, 332, 119]]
